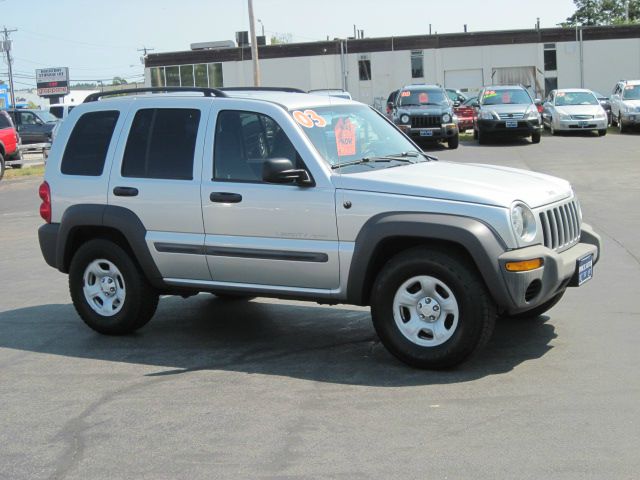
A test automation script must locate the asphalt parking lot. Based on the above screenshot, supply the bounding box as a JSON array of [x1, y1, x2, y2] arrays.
[[1, 130, 639, 479]]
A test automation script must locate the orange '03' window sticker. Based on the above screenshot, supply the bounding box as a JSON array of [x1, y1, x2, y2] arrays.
[[400, 91, 411, 97], [293, 109, 327, 128], [334, 118, 356, 157]]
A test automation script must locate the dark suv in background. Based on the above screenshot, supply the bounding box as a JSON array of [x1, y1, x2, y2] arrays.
[[391, 84, 459, 149], [6, 109, 58, 144], [473, 85, 542, 144]]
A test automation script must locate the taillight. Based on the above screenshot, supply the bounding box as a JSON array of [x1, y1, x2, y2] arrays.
[[39, 181, 51, 223]]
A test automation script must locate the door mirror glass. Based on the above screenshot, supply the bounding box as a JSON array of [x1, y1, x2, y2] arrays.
[[453, 101, 461, 107]]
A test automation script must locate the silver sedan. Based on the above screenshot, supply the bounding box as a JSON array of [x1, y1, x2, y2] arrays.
[[542, 89, 608, 136]]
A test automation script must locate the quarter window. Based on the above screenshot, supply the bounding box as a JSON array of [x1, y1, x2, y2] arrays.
[[214, 110, 300, 182], [122, 108, 200, 180], [61, 111, 120, 176]]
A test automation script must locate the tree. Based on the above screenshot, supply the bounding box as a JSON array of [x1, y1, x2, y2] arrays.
[[111, 76, 128, 85], [564, 0, 640, 26]]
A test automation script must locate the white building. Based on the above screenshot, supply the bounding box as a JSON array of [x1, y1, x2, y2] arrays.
[[145, 25, 640, 105]]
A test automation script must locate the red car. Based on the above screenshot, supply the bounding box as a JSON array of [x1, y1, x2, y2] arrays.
[[0, 110, 21, 179], [454, 96, 477, 132]]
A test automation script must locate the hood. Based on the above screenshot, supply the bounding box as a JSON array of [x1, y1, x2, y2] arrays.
[[334, 161, 572, 208], [482, 103, 532, 115], [556, 104, 604, 116]]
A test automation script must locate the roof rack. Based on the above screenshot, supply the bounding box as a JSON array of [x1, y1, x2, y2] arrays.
[[219, 87, 306, 93], [83, 87, 227, 103]]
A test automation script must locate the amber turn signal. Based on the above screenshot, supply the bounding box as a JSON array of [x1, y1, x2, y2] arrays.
[[505, 258, 543, 272]]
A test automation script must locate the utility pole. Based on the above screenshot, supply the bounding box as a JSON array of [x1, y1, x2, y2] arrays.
[[2, 27, 17, 109], [248, 0, 260, 86]]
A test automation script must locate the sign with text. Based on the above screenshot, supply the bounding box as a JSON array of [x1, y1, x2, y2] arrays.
[[36, 67, 70, 96]]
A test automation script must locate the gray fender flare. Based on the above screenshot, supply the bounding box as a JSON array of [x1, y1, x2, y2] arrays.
[[345, 212, 513, 309]]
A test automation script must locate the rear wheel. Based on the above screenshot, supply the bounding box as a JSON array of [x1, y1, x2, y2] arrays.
[[69, 239, 159, 335], [0, 153, 5, 180], [447, 133, 459, 149], [371, 247, 496, 369]]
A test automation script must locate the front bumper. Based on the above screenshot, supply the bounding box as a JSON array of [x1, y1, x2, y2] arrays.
[[620, 112, 640, 126], [556, 118, 608, 131], [400, 123, 458, 141], [478, 118, 542, 136], [498, 223, 601, 314]]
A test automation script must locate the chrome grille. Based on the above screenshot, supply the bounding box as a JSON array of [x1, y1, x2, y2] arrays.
[[498, 113, 524, 120], [411, 115, 441, 128], [539, 199, 581, 252], [571, 114, 593, 120]]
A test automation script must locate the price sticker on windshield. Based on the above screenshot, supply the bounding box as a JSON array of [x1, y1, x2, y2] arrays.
[[293, 109, 327, 128], [484, 90, 497, 98], [334, 117, 356, 157], [418, 92, 429, 103]]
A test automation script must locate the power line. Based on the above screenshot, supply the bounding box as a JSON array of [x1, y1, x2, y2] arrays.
[[1, 26, 17, 108], [17, 28, 136, 50]]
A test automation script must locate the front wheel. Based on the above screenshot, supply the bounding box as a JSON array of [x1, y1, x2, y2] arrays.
[[0, 153, 5, 180], [531, 131, 541, 144], [598, 128, 607, 137], [618, 115, 626, 133], [478, 128, 488, 145], [371, 248, 496, 369], [69, 239, 159, 335], [447, 133, 459, 149]]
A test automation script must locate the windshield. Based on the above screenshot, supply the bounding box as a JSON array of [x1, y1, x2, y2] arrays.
[[36, 111, 58, 123], [555, 91, 598, 106], [482, 89, 531, 105], [399, 89, 448, 107], [622, 85, 640, 100], [291, 105, 422, 169]]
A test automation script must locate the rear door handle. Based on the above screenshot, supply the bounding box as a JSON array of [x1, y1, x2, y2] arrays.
[[113, 186, 139, 197], [210, 192, 242, 203]]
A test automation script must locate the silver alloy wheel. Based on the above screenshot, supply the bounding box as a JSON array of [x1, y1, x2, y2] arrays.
[[392, 275, 460, 347], [82, 259, 126, 317]]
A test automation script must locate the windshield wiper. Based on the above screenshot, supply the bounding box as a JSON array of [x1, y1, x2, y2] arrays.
[[331, 156, 416, 170]]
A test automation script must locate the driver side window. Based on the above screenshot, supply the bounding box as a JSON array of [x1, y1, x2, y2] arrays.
[[214, 110, 302, 183], [21, 112, 37, 125]]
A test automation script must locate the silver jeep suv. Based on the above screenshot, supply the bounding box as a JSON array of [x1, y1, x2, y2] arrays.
[[38, 87, 601, 369]]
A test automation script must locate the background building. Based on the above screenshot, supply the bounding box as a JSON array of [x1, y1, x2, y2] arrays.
[[145, 24, 640, 105]]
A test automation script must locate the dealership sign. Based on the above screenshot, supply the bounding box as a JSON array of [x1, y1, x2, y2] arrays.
[[36, 67, 70, 96]]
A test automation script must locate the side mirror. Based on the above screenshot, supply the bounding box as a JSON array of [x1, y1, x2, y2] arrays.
[[534, 98, 542, 106], [262, 158, 312, 186], [472, 101, 479, 108], [453, 101, 461, 107]]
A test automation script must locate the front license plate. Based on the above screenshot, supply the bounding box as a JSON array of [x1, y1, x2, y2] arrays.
[[577, 254, 593, 286], [506, 120, 518, 128], [579, 121, 588, 127], [630, 115, 636, 121], [420, 129, 433, 137]]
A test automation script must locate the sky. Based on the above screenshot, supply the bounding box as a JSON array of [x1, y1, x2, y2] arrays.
[[1, 0, 577, 89]]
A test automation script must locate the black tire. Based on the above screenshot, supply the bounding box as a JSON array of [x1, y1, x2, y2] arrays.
[[473, 128, 478, 140], [0, 153, 5, 181], [618, 115, 626, 133], [598, 129, 607, 137], [478, 128, 488, 145], [69, 239, 159, 335], [370, 247, 496, 369], [531, 131, 541, 144], [506, 291, 565, 320], [448, 133, 459, 149]]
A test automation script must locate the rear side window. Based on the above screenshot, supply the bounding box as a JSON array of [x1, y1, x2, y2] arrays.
[[61, 111, 120, 176], [121, 108, 200, 180], [50, 106, 63, 119]]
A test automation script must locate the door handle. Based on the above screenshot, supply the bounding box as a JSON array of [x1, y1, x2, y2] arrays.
[[113, 186, 139, 197], [210, 192, 242, 203]]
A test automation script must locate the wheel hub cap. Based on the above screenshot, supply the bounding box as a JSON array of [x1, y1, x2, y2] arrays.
[[82, 259, 126, 317], [417, 297, 441, 322], [100, 276, 117, 296]]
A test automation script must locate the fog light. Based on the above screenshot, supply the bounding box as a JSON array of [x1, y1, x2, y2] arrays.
[[505, 258, 543, 272]]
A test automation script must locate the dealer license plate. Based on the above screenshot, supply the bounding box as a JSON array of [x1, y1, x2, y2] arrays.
[[577, 254, 593, 286], [420, 129, 433, 137], [506, 120, 518, 128], [579, 121, 588, 127]]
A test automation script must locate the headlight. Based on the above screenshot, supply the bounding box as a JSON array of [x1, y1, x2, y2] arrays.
[[558, 112, 571, 120], [480, 111, 496, 120], [511, 202, 537, 242], [525, 108, 540, 120], [595, 110, 606, 120], [400, 114, 410, 124], [442, 113, 451, 123]]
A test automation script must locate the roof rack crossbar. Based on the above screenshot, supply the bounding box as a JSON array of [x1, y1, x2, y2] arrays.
[[83, 87, 228, 103], [218, 86, 305, 93]]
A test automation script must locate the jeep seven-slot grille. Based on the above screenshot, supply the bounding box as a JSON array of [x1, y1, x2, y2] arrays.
[[539, 200, 581, 252], [411, 115, 441, 128]]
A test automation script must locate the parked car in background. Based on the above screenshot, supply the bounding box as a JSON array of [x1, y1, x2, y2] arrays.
[[591, 90, 612, 125], [542, 89, 608, 136], [308, 89, 352, 100], [453, 96, 477, 131], [0, 110, 22, 179], [610, 80, 640, 132], [445, 88, 467, 106], [48, 104, 76, 120], [473, 85, 542, 144], [391, 84, 459, 149], [6, 109, 59, 144]]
